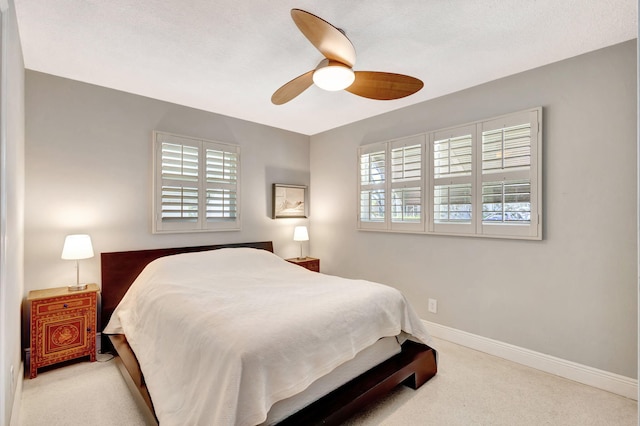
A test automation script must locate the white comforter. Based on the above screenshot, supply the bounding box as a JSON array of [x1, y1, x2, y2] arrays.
[[104, 248, 433, 426]]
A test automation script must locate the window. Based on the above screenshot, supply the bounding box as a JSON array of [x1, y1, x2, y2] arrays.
[[359, 142, 387, 229], [478, 111, 540, 238], [358, 135, 425, 232], [390, 135, 425, 231], [430, 125, 475, 234], [357, 108, 542, 240], [153, 132, 240, 233]]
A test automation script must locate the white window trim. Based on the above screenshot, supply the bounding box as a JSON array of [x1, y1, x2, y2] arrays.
[[357, 107, 542, 240], [152, 131, 241, 234]]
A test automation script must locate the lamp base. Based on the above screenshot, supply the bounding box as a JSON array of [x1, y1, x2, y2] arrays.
[[68, 283, 88, 291]]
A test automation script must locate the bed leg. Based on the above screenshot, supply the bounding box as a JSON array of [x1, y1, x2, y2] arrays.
[[402, 346, 438, 389]]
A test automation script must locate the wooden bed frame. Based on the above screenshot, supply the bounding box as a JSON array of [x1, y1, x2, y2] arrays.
[[100, 241, 437, 425]]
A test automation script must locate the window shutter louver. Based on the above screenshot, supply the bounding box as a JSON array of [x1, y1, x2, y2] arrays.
[[482, 123, 531, 173], [433, 183, 473, 223], [434, 135, 473, 178], [391, 187, 421, 221], [360, 189, 385, 222], [161, 143, 199, 181], [392, 144, 421, 182], [161, 186, 199, 221], [360, 150, 385, 186], [206, 189, 237, 220], [482, 180, 531, 223]]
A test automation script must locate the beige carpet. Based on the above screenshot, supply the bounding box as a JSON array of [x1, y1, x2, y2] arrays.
[[20, 338, 637, 425], [20, 353, 149, 426]]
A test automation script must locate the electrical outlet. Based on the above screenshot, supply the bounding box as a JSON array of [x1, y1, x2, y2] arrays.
[[428, 298, 438, 314]]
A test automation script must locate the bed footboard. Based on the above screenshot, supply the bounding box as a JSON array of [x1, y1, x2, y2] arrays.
[[274, 340, 437, 425]]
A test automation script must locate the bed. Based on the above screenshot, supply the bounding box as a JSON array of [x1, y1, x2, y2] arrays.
[[101, 241, 437, 425]]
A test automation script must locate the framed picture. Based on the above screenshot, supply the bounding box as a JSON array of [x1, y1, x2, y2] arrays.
[[272, 184, 307, 218]]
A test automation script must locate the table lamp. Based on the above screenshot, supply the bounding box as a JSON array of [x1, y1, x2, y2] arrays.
[[293, 226, 309, 260], [61, 234, 94, 291]]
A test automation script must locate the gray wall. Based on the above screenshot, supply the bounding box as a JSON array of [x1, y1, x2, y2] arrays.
[[310, 40, 638, 378], [1, 0, 25, 424], [24, 72, 311, 294]]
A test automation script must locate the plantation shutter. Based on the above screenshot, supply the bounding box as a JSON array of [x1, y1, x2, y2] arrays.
[[356, 108, 541, 240], [154, 132, 240, 233], [390, 134, 425, 231], [204, 143, 240, 230], [479, 109, 540, 238], [431, 125, 476, 234], [160, 143, 199, 222], [358, 142, 387, 230]]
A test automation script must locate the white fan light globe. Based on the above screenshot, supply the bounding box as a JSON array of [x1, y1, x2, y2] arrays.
[[313, 65, 355, 91]]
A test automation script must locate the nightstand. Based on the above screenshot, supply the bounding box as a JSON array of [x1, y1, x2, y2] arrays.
[[28, 284, 99, 378], [286, 257, 320, 272]]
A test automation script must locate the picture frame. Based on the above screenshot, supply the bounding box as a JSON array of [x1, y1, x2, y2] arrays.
[[272, 184, 307, 219]]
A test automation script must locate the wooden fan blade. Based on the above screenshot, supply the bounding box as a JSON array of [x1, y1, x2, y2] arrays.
[[346, 71, 424, 100], [271, 70, 315, 105], [291, 9, 356, 68]]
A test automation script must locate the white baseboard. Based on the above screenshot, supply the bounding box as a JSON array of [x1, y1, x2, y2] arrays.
[[424, 320, 638, 400]]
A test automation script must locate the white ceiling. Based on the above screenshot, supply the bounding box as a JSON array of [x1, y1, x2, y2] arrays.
[[14, 0, 638, 136]]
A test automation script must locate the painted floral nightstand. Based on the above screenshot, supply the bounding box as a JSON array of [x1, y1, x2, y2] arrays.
[[28, 284, 99, 378]]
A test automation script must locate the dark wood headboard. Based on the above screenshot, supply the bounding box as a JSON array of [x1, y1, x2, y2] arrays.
[[100, 241, 274, 342]]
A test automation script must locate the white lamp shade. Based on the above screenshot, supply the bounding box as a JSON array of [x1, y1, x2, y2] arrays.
[[61, 234, 94, 260], [293, 226, 309, 242]]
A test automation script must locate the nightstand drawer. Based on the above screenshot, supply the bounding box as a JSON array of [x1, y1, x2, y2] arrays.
[[35, 295, 93, 315]]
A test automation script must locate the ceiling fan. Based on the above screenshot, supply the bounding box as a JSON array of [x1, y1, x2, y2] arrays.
[[271, 9, 424, 105]]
